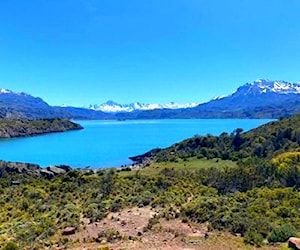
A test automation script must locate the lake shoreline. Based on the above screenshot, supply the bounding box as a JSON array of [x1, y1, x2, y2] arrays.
[[0, 119, 273, 167]]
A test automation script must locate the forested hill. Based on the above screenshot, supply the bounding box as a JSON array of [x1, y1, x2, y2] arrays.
[[130, 114, 300, 164], [0, 118, 83, 138]]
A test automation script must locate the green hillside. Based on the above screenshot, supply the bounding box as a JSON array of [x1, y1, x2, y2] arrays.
[[131, 114, 300, 164], [1, 115, 300, 249]]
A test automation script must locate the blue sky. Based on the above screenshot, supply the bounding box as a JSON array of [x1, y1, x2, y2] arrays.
[[0, 0, 300, 106]]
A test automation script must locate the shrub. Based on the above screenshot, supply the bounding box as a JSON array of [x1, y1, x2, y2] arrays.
[[132, 191, 153, 207], [268, 224, 297, 243], [98, 228, 121, 243], [143, 215, 160, 232], [59, 237, 69, 245], [3, 242, 19, 250], [244, 230, 264, 246]]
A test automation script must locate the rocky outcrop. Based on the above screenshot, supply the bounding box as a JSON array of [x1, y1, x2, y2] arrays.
[[0, 161, 72, 179], [0, 118, 83, 138], [289, 237, 300, 250], [62, 227, 76, 235]]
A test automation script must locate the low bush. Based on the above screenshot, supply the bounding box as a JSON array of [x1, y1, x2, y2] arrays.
[[268, 224, 297, 243]]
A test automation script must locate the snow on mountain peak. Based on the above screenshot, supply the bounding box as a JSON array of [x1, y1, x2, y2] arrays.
[[0, 88, 15, 94], [0, 88, 31, 96], [87, 101, 200, 113], [258, 80, 300, 94], [211, 95, 226, 101], [237, 79, 300, 95]]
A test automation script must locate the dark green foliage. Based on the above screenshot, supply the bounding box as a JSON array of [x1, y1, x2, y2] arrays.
[[244, 230, 264, 246], [131, 191, 153, 207], [181, 186, 300, 244], [99, 169, 115, 197], [3, 242, 19, 250], [133, 115, 300, 165], [268, 224, 297, 243]]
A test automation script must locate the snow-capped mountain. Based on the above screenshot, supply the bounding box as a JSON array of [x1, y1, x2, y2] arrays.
[[194, 79, 300, 118], [88, 100, 200, 113], [1, 78, 300, 119], [208, 79, 300, 102], [233, 79, 300, 96]]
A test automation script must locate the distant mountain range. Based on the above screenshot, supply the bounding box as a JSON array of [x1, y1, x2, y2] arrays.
[[0, 89, 111, 120], [1, 79, 300, 119], [87, 100, 200, 113]]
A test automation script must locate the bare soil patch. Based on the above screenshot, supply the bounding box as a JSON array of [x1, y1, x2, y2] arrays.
[[51, 206, 284, 250]]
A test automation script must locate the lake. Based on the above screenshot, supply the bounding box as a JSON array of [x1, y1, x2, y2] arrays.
[[0, 119, 273, 168]]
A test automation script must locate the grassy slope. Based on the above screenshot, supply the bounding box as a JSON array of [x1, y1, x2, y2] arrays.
[[0, 156, 295, 249], [121, 157, 237, 177], [2, 115, 300, 249]]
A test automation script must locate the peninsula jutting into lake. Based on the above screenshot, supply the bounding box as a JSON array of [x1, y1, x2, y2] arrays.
[[0, 118, 83, 138]]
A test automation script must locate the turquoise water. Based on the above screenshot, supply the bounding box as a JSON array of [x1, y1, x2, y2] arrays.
[[0, 119, 273, 168]]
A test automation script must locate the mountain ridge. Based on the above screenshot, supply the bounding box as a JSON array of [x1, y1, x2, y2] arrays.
[[75, 79, 300, 116], [1, 79, 300, 119], [187, 79, 300, 118], [0, 89, 111, 120], [87, 100, 200, 113]]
